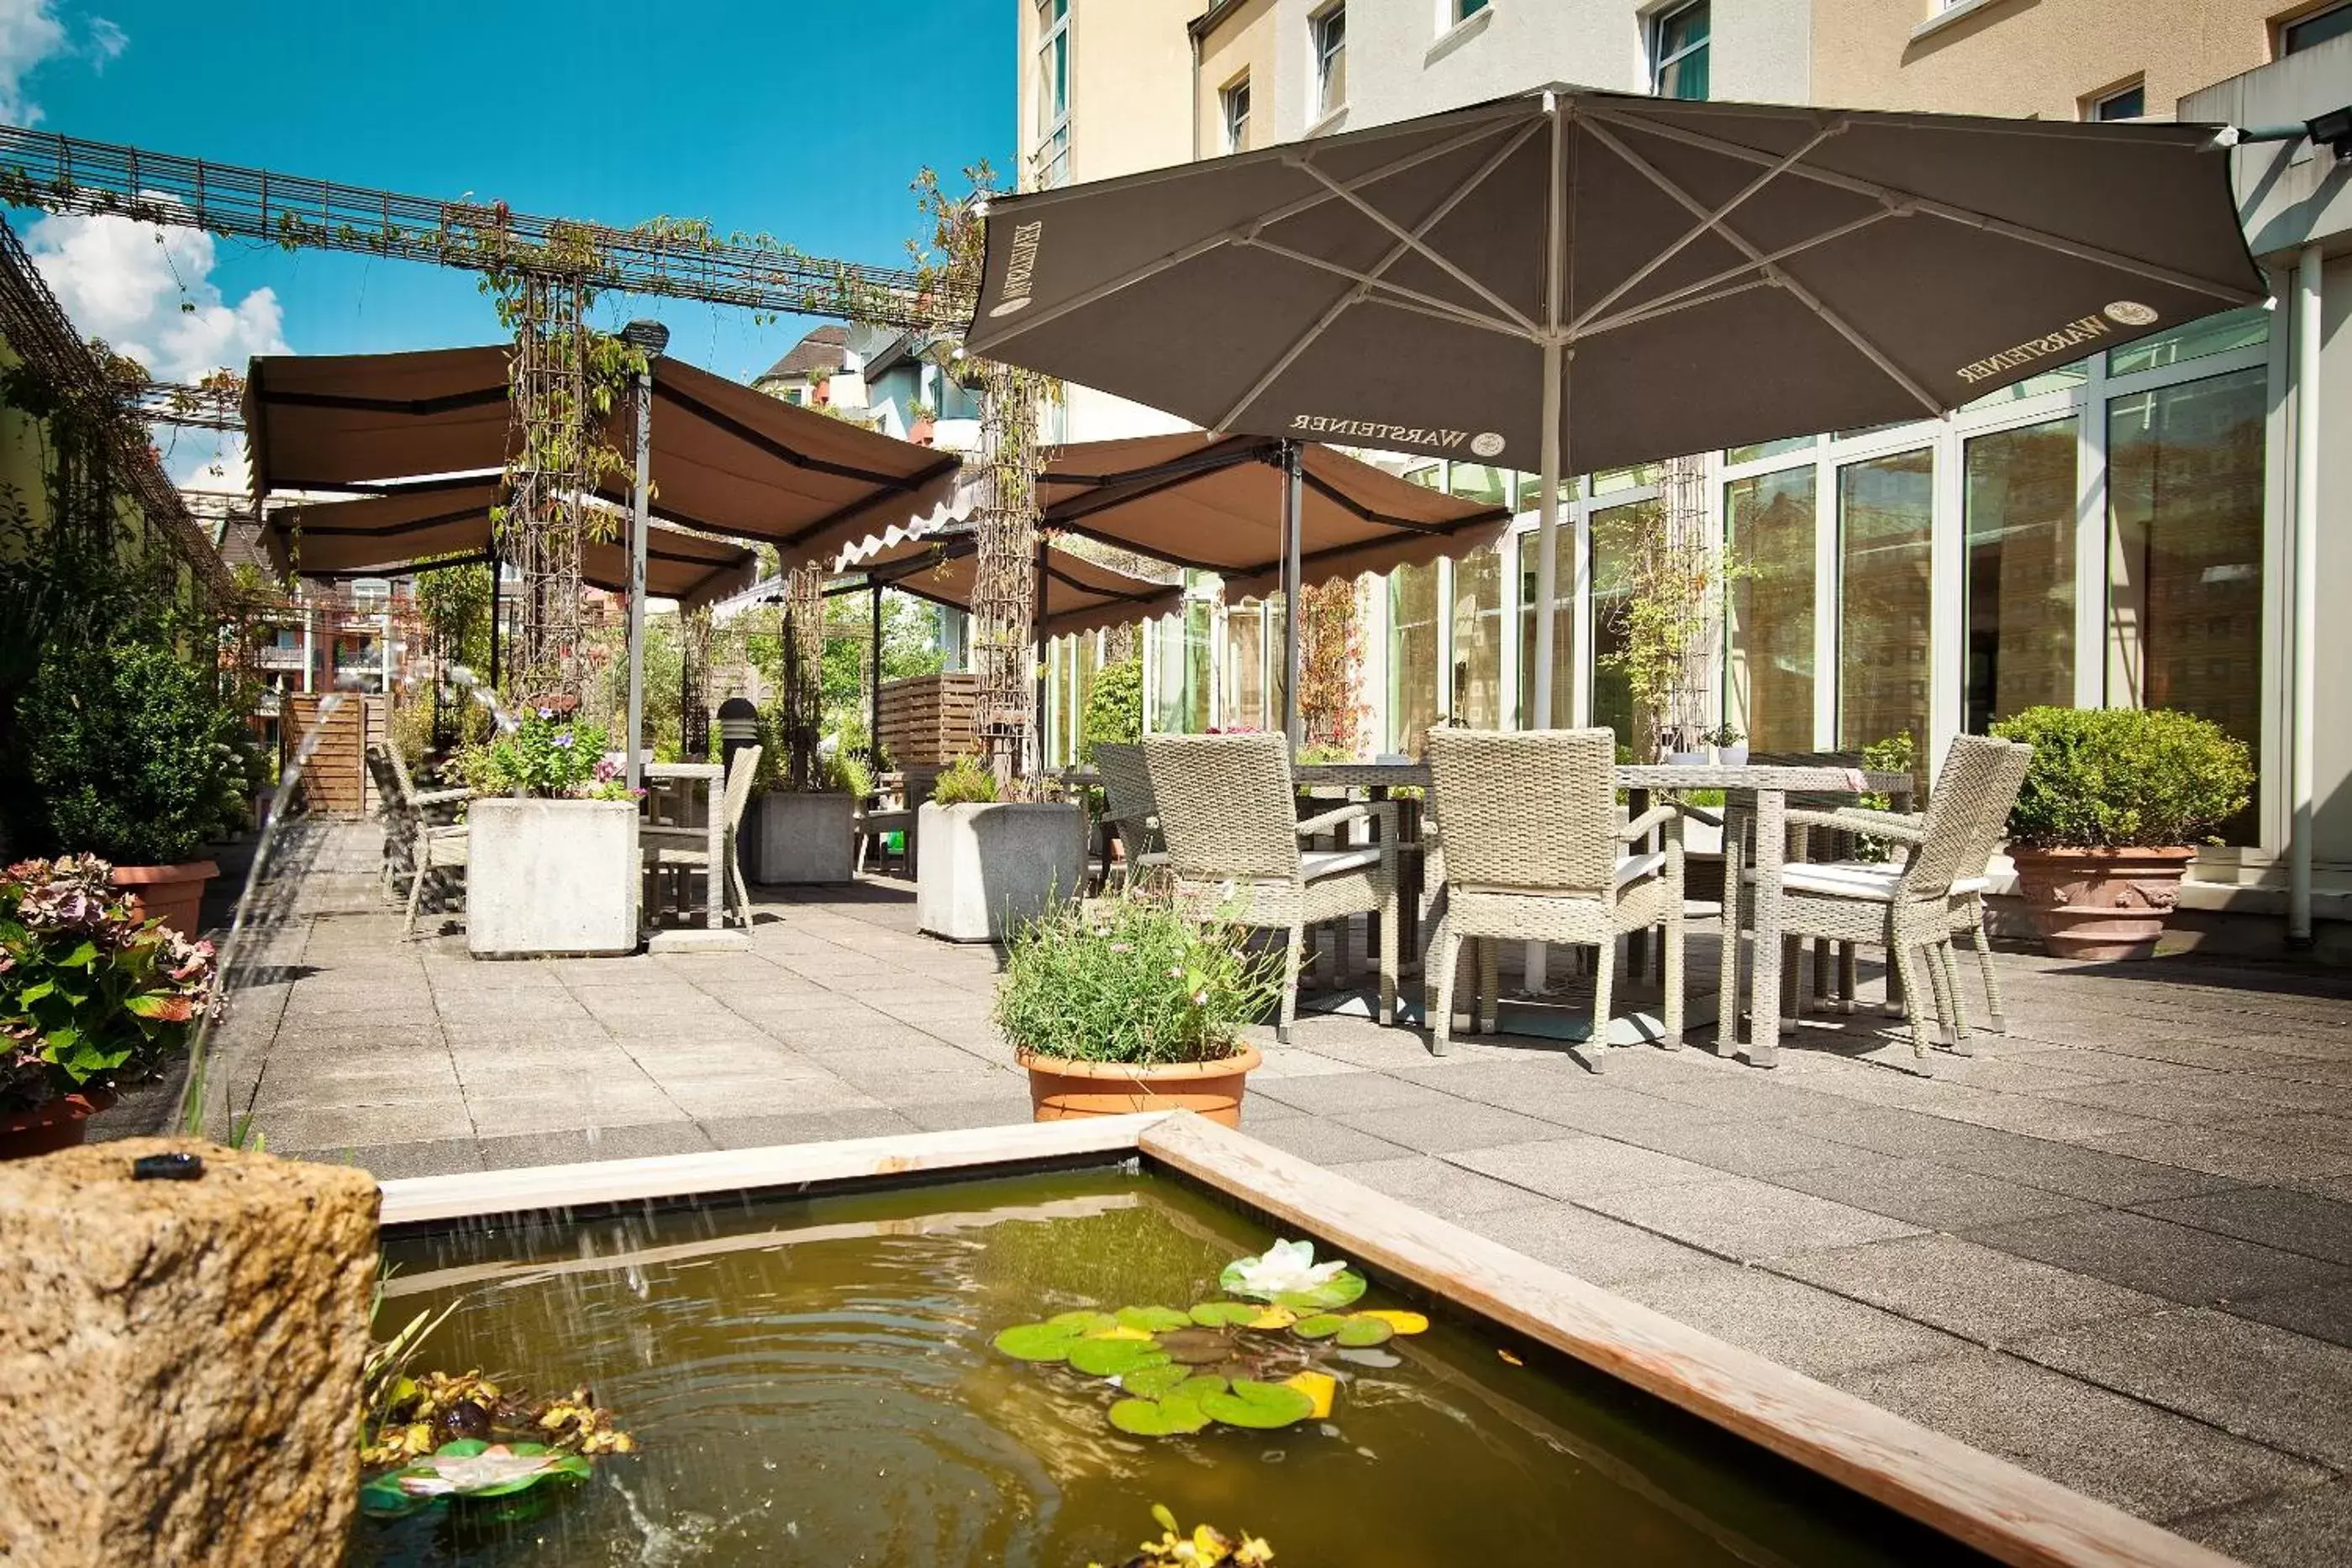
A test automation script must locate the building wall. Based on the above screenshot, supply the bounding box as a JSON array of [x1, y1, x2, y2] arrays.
[[1194, 0, 1280, 158], [1018, 0, 1199, 188], [1811, 0, 2276, 120]]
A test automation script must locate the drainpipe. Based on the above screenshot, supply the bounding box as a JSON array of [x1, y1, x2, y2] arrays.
[[2290, 245, 2322, 948]]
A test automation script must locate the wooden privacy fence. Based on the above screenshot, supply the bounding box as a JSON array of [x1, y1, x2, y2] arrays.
[[281, 693, 390, 816], [877, 673, 979, 767]]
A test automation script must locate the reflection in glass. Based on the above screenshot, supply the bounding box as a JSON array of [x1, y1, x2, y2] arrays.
[[1964, 418, 2076, 733], [1589, 500, 1657, 753], [1724, 467, 1815, 750], [1448, 464, 1510, 508], [1151, 583, 1214, 734], [1838, 448, 1934, 760], [1592, 463, 1661, 496], [1451, 548, 1505, 728], [2107, 366, 2265, 842], [2107, 305, 2268, 378], [1222, 601, 1266, 732], [1515, 528, 1574, 728], [1726, 434, 1814, 466], [1388, 562, 1439, 755]]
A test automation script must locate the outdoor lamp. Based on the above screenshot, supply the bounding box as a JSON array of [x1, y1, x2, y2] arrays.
[[2309, 106, 2352, 160], [621, 318, 670, 358]]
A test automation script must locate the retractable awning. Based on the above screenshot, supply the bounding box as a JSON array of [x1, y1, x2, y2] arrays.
[[244, 345, 962, 569], [838, 526, 1181, 639]]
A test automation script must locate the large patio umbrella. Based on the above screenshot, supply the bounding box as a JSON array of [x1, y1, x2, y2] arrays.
[[964, 86, 2266, 723]]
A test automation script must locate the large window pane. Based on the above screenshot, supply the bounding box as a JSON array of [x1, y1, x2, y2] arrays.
[[1838, 448, 1934, 761], [1724, 468, 1815, 750], [1965, 417, 2076, 733], [1515, 528, 1573, 728], [1222, 601, 1266, 732], [1387, 562, 1439, 754], [2107, 305, 2269, 378], [1450, 547, 1504, 727], [1727, 434, 1814, 466], [2107, 366, 2265, 842], [1151, 587, 1213, 734], [1448, 463, 1510, 508], [1589, 499, 1658, 755]]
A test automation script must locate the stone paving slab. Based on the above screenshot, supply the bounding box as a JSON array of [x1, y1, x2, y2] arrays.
[[208, 820, 2352, 1561]]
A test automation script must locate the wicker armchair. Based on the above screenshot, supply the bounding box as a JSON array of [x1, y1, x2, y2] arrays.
[[1734, 735, 2030, 1066], [1423, 729, 1686, 1065], [1140, 734, 1397, 1043], [367, 742, 471, 939], [642, 745, 763, 928], [1092, 743, 1165, 887]]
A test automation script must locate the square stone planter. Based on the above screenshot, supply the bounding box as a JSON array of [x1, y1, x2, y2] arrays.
[[747, 791, 855, 885], [916, 801, 1086, 943], [466, 797, 639, 958]]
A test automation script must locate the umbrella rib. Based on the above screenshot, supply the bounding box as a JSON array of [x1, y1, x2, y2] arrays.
[[1584, 107, 2258, 303], [1581, 276, 1780, 339], [1213, 122, 1545, 432], [1568, 118, 1847, 334], [1356, 291, 1531, 341], [1576, 209, 1897, 339], [1583, 118, 1945, 417], [974, 119, 1526, 350], [1287, 156, 1540, 337], [1244, 238, 1528, 339]]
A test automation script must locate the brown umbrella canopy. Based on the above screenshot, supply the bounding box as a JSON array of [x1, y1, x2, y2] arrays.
[[260, 481, 757, 610], [1038, 433, 1510, 599], [966, 87, 2265, 474], [245, 346, 961, 568], [846, 527, 1181, 639]]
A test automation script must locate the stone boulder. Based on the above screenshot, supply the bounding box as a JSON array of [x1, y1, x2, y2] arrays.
[[0, 1137, 379, 1565]]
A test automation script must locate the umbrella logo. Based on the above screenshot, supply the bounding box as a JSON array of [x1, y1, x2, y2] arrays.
[[1471, 432, 1506, 458], [2103, 301, 2158, 326], [990, 221, 1047, 319]]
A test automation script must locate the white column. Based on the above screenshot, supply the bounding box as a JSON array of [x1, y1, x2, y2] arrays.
[[2290, 245, 2323, 946]]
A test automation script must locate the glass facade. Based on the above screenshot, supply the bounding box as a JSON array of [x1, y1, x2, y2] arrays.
[[1588, 500, 1655, 752], [1221, 601, 1266, 732], [1450, 546, 1505, 727], [1964, 416, 2076, 733], [1387, 561, 1439, 754], [1837, 447, 1934, 758], [1725, 466, 1816, 752], [1514, 527, 1573, 729]]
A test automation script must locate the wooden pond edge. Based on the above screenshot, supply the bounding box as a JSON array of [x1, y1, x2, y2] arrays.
[[373, 1110, 2239, 1568]]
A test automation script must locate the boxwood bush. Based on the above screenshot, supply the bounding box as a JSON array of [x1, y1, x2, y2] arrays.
[[21, 640, 245, 866], [1989, 706, 2252, 850]]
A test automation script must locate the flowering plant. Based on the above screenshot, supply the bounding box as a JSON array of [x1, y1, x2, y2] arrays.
[[454, 706, 612, 800], [1218, 1240, 1355, 1305], [0, 855, 218, 1114], [994, 892, 1281, 1066]]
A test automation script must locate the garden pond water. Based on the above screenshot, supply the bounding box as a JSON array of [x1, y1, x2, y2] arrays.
[[364, 1166, 1990, 1566]]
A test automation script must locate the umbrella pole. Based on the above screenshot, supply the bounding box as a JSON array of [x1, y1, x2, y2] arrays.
[[1281, 439, 1303, 752], [624, 360, 653, 793], [1033, 536, 1049, 775], [487, 547, 502, 691], [869, 582, 883, 776], [1526, 93, 1569, 999]]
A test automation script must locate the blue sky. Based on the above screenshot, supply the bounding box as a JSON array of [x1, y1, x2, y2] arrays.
[[4, 0, 1011, 472]]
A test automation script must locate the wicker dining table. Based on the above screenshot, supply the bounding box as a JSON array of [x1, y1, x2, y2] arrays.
[[1067, 757, 1914, 1070]]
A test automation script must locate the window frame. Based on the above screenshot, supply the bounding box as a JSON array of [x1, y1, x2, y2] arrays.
[[1220, 72, 1251, 155], [1312, 3, 1348, 123], [2084, 77, 2146, 123], [2279, 0, 2352, 55], [1034, 0, 1071, 187], [1649, 0, 1710, 102]]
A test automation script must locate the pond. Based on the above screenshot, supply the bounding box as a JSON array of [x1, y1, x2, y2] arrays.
[[365, 1166, 1990, 1566]]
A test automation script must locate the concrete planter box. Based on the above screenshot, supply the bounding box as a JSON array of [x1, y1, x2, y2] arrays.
[[466, 797, 639, 959], [747, 791, 856, 885], [915, 801, 1086, 943]]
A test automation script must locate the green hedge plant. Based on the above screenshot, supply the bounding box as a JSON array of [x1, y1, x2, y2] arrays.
[[929, 755, 999, 806], [995, 894, 1281, 1066], [22, 640, 246, 866], [1990, 706, 2252, 850]]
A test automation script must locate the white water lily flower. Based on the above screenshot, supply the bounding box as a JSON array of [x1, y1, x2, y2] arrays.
[[398, 1445, 563, 1496], [1227, 1239, 1346, 1299]]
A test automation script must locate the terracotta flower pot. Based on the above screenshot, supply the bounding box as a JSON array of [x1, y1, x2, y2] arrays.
[[0, 1090, 116, 1160], [108, 860, 218, 939], [1017, 1044, 1262, 1129], [2007, 845, 2198, 961]]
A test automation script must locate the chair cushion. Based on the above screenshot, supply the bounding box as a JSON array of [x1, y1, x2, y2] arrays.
[[1614, 850, 1666, 888], [1300, 845, 1382, 881], [1744, 860, 1988, 902]]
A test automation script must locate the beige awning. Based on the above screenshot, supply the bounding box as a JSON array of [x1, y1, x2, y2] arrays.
[[244, 345, 963, 570], [839, 528, 1180, 639], [260, 481, 758, 611], [1038, 433, 1513, 599]]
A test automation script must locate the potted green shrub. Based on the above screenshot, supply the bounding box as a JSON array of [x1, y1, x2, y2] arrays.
[[915, 756, 1087, 942], [0, 854, 218, 1156], [995, 893, 1278, 1126], [455, 702, 642, 958], [20, 640, 246, 937], [1989, 706, 2254, 960]]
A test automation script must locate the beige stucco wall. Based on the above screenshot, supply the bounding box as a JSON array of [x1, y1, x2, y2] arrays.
[[1018, 0, 1200, 188], [1193, 0, 1277, 159], [1811, 0, 2276, 119]]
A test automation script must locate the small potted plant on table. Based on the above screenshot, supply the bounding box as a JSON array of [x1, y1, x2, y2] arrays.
[[1991, 706, 2254, 960], [0, 855, 218, 1157], [456, 701, 644, 958], [996, 892, 1279, 1127]]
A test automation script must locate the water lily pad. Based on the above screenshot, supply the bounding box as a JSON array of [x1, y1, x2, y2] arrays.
[[994, 1322, 1083, 1362], [1116, 1305, 1193, 1334], [1121, 1361, 1193, 1398], [1276, 1271, 1367, 1312], [1335, 1346, 1402, 1370], [1175, 1375, 1229, 1399], [1281, 1370, 1337, 1420], [1085, 1324, 1157, 1343], [1292, 1313, 1345, 1340], [1187, 1302, 1260, 1328], [1199, 1378, 1317, 1430], [1334, 1315, 1395, 1348], [1108, 1393, 1210, 1437], [1356, 1309, 1429, 1335], [1155, 1327, 1234, 1365], [1048, 1309, 1120, 1332], [1068, 1337, 1171, 1378], [1246, 1306, 1298, 1331]]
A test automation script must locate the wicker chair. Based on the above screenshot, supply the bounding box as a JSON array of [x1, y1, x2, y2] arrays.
[[1140, 734, 1397, 1043], [642, 745, 763, 928], [1422, 729, 1685, 1065], [1092, 743, 1166, 887], [1733, 735, 2030, 1066], [1714, 749, 1867, 1024], [366, 742, 471, 939]]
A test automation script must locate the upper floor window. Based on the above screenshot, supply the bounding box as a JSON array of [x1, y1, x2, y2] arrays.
[[1313, 4, 1347, 121], [2281, 1, 2352, 54], [1034, 0, 1071, 187], [1453, 0, 1490, 24], [1222, 75, 1251, 154], [2086, 78, 2145, 121], [1650, 2, 1710, 101]]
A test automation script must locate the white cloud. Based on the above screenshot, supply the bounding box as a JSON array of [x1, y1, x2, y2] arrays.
[[86, 14, 122, 67], [0, 0, 67, 124], [24, 203, 290, 382]]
